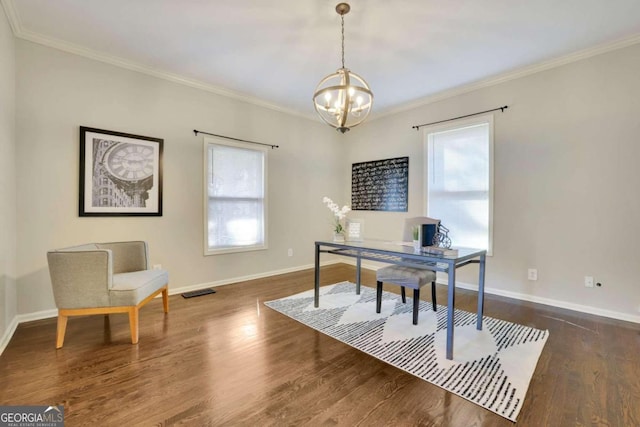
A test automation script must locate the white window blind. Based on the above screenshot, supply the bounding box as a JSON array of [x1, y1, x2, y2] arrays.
[[204, 138, 267, 255], [424, 116, 493, 253]]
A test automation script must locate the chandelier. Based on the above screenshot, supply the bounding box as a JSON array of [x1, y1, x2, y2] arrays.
[[313, 3, 373, 133]]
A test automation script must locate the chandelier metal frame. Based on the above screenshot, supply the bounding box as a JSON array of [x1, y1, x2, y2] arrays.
[[313, 3, 373, 133]]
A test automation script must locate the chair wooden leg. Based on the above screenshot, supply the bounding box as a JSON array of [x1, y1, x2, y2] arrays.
[[431, 281, 437, 311], [376, 281, 383, 313], [128, 307, 139, 344], [401, 286, 406, 303], [162, 287, 169, 313], [56, 313, 68, 349], [413, 289, 420, 325]]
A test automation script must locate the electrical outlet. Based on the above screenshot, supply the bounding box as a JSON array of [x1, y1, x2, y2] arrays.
[[527, 268, 538, 281], [584, 276, 594, 288], [153, 264, 162, 270], [287, 248, 293, 257]]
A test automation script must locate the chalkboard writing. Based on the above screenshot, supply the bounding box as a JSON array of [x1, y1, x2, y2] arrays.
[[351, 157, 408, 211]]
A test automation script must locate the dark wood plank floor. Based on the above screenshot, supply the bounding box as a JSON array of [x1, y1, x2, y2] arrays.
[[1, 264, 639, 426]]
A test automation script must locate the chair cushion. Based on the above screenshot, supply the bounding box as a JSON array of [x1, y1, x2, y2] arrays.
[[376, 265, 436, 289], [109, 269, 169, 306]]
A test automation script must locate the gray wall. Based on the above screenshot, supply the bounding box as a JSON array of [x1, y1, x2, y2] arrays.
[[0, 5, 17, 347], [345, 43, 640, 322], [14, 40, 344, 315], [3, 9, 640, 343]]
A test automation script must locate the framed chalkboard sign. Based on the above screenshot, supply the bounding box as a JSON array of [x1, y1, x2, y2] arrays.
[[351, 157, 409, 211]]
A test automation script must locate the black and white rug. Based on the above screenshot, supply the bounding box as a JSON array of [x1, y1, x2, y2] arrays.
[[265, 282, 548, 422]]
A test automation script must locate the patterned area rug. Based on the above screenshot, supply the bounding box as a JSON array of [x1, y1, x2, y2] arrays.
[[265, 282, 548, 422]]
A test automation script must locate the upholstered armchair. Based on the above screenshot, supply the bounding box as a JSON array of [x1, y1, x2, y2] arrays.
[[47, 241, 169, 348]]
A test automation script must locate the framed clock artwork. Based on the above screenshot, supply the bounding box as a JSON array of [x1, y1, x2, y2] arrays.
[[79, 126, 163, 216]]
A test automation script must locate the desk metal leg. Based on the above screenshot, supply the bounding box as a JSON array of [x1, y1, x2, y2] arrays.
[[356, 256, 361, 295], [314, 244, 320, 308], [476, 253, 486, 330], [446, 262, 456, 360]]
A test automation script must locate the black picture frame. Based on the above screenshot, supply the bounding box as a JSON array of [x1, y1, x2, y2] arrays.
[[351, 156, 409, 211], [79, 126, 163, 216]]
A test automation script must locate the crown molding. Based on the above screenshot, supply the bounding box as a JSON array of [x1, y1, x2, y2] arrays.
[[1, 0, 317, 122], [21, 30, 318, 121], [4, 0, 640, 123], [372, 32, 640, 120], [0, 0, 21, 35]]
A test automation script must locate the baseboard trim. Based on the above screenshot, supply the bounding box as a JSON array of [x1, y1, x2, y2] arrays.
[[17, 309, 59, 324], [1, 309, 60, 355], [448, 279, 640, 324], [347, 259, 640, 325], [168, 260, 340, 296], [0, 316, 19, 356]]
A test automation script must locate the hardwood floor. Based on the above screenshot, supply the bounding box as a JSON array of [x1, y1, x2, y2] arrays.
[[1, 264, 639, 426]]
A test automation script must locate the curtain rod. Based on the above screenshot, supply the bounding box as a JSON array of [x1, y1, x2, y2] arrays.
[[193, 130, 279, 149], [411, 105, 509, 131]]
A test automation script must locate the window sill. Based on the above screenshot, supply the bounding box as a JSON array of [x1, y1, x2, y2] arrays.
[[204, 244, 268, 256]]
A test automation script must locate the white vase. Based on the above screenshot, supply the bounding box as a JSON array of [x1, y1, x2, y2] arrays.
[[333, 233, 345, 243], [413, 239, 421, 252]]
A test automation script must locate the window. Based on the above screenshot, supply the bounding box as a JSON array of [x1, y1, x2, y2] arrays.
[[423, 115, 493, 254], [204, 137, 267, 255]]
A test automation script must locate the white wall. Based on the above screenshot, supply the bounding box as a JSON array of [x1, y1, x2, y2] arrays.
[[14, 40, 343, 315], [346, 43, 640, 322], [0, 4, 17, 347]]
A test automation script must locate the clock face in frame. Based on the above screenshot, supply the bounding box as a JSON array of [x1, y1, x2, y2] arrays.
[[105, 143, 155, 181]]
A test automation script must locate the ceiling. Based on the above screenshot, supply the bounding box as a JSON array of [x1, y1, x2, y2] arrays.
[[4, 0, 640, 119]]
